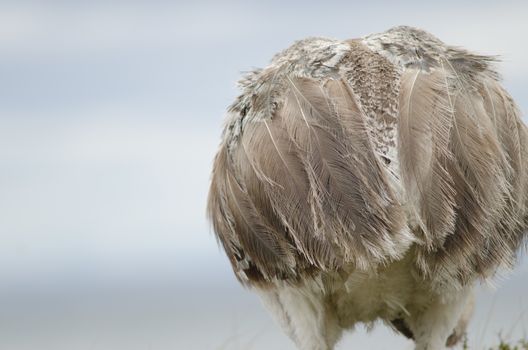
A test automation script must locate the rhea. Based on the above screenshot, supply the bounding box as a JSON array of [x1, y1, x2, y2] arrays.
[[207, 26, 528, 350]]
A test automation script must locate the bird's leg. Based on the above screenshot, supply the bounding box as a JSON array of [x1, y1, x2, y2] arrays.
[[446, 290, 474, 347], [257, 284, 342, 350], [407, 287, 473, 350]]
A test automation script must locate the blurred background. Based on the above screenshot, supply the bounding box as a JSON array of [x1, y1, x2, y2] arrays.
[[1, 1, 527, 349]]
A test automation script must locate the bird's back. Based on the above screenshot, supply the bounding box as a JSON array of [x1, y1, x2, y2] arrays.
[[207, 26, 528, 291]]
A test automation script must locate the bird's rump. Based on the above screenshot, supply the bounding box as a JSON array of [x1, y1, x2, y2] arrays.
[[207, 27, 528, 289]]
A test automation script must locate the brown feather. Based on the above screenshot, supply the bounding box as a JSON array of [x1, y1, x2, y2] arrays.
[[398, 68, 457, 248], [400, 61, 526, 285], [208, 27, 528, 288]]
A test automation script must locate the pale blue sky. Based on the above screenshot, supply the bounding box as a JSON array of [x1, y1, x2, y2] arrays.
[[0, 1, 527, 349]]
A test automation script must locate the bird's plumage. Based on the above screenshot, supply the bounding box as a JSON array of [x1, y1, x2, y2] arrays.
[[207, 26, 528, 349]]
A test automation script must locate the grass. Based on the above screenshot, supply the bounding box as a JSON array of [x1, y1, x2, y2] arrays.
[[460, 335, 528, 350], [488, 339, 528, 350]]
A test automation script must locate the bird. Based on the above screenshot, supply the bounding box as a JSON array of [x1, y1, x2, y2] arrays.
[[207, 26, 528, 350]]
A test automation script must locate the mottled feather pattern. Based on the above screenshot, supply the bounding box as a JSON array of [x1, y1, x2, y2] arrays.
[[209, 74, 413, 284], [208, 26, 528, 290], [365, 27, 528, 288], [207, 26, 528, 349]]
